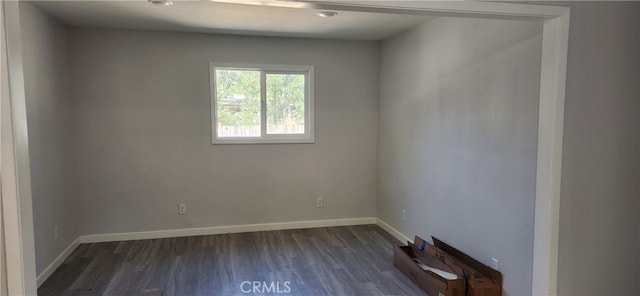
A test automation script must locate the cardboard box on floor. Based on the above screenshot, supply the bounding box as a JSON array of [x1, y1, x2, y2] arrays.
[[393, 235, 502, 296]]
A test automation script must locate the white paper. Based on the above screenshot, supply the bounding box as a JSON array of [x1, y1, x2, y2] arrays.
[[413, 259, 458, 280]]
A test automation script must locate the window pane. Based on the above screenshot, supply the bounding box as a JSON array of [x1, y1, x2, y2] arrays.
[[216, 69, 261, 137], [266, 73, 305, 135]]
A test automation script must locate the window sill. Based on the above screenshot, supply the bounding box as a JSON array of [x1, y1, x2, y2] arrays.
[[211, 137, 315, 145]]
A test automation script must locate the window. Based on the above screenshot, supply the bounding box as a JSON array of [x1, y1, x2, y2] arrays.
[[210, 63, 314, 144]]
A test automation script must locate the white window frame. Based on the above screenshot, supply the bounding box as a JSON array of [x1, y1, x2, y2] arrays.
[[210, 62, 315, 144]]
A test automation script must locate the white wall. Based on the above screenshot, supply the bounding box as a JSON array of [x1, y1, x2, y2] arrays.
[[69, 28, 380, 235], [19, 2, 78, 275], [377, 17, 543, 295], [556, 2, 639, 295]]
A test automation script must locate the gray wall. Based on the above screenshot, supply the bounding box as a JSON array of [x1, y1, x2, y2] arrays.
[[556, 2, 640, 295], [69, 28, 380, 235], [377, 17, 543, 295], [19, 2, 78, 275], [1, 1, 10, 292]]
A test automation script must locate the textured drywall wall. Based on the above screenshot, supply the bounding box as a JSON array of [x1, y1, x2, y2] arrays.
[[19, 2, 77, 275], [378, 17, 542, 295], [69, 28, 380, 235]]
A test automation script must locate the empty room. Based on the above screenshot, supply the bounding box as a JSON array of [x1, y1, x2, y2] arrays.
[[1, 1, 639, 296]]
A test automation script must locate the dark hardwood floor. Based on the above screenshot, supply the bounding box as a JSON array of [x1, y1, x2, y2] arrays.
[[38, 225, 426, 296]]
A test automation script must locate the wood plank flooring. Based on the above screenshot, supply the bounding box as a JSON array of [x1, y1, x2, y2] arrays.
[[38, 225, 426, 296]]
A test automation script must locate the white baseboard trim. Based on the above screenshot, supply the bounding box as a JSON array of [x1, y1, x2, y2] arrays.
[[36, 237, 81, 287], [376, 218, 411, 245], [79, 217, 378, 244]]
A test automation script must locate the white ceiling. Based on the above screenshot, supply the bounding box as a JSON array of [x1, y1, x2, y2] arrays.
[[33, 0, 436, 40]]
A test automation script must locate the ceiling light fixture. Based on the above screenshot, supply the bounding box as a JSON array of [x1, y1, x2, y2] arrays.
[[317, 11, 338, 18], [148, 0, 173, 6]]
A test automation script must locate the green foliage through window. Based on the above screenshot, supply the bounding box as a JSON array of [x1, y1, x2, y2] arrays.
[[266, 74, 305, 134], [216, 70, 261, 137], [214, 67, 308, 138]]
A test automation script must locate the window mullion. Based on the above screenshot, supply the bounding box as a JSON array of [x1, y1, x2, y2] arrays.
[[260, 71, 267, 138]]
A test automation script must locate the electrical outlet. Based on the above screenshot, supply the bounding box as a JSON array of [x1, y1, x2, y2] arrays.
[[178, 203, 186, 215], [54, 226, 59, 240], [317, 197, 324, 208], [491, 258, 499, 270], [402, 209, 406, 221]]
